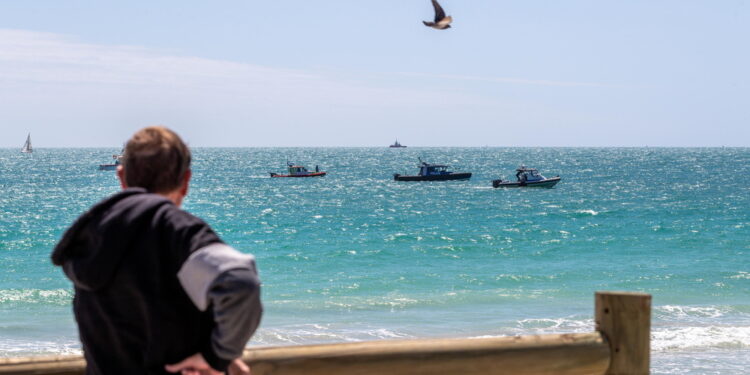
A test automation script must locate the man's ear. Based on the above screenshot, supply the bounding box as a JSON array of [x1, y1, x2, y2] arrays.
[[117, 165, 128, 190], [180, 169, 191, 197]]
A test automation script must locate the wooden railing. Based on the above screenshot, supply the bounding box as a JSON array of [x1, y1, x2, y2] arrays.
[[0, 291, 651, 375]]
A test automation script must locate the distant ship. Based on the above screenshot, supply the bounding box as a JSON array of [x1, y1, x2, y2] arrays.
[[389, 139, 407, 148], [21, 133, 32, 153]]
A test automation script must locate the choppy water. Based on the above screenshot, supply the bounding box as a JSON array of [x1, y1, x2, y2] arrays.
[[1, 147, 748, 374]]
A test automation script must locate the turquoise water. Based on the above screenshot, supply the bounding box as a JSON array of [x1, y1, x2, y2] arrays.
[[1, 148, 749, 374]]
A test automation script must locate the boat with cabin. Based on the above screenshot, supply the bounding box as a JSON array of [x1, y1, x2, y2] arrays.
[[389, 140, 407, 148], [21, 133, 32, 153], [99, 153, 123, 171], [393, 158, 471, 181], [270, 162, 326, 178], [492, 166, 561, 188]]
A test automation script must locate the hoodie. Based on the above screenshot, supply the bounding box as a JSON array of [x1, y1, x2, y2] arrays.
[[52, 188, 262, 374]]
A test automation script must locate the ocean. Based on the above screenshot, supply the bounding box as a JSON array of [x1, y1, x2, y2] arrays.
[[1, 147, 748, 374]]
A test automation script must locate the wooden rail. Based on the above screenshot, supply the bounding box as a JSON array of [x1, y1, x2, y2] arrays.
[[0, 291, 651, 375]]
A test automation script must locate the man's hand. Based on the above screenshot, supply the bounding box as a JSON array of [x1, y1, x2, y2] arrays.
[[165, 353, 222, 375], [227, 358, 251, 375], [165, 353, 251, 375]]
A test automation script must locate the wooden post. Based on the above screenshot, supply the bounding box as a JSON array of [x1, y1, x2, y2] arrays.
[[595, 292, 651, 375]]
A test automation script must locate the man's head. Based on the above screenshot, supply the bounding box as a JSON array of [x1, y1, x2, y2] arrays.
[[117, 126, 192, 205]]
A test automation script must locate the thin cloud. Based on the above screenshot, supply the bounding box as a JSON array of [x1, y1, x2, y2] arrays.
[[397, 71, 619, 89], [0, 28, 506, 146], [0, 29, 316, 89], [0, 29, 486, 108]]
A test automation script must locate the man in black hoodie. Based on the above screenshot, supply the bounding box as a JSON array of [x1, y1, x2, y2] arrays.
[[52, 126, 262, 375]]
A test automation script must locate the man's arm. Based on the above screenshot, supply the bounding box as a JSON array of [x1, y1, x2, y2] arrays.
[[175, 243, 263, 372], [203, 268, 262, 368]]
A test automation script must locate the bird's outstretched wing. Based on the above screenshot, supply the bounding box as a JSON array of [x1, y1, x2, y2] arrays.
[[432, 0, 447, 22], [437, 15, 453, 27]]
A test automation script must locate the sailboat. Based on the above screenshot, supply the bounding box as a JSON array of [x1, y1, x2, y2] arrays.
[[21, 133, 33, 153]]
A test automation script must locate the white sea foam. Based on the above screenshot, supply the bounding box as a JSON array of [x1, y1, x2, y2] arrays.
[[384, 232, 409, 241], [0, 338, 81, 358], [655, 305, 729, 320], [249, 325, 413, 346], [0, 289, 72, 305], [728, 271, 750, 280], [321, 296, 420, 310], [652, 350, 750, 375], [576, 209, 599, 216], [515, 317, 592, 334], [652, 326, 750, 351]]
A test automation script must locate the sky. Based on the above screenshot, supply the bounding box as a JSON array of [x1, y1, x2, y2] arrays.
[[0, 0, 748, 147]]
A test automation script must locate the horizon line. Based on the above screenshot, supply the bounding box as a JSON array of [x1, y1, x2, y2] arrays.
[[1, 145, 747, 149]]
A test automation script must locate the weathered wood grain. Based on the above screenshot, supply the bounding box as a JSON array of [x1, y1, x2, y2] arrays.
[[596, 291, 651, 375]]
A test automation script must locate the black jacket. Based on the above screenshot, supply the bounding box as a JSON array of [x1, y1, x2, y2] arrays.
[[52, 188, 262, 374]]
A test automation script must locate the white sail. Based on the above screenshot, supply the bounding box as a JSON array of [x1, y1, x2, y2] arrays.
[[21, 133, 32, 153]]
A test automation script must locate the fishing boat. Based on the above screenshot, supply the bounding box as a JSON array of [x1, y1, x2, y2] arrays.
[[393, 158, 471, 181], [270, 162, 326, 178], [98, 153, 123, 171], [492, 166, 561, 188], [21, 133, 32, 153], [389, 140, 407, 148]]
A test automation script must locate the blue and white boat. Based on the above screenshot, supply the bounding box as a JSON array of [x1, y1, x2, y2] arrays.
[[492, 166, 560, 188]]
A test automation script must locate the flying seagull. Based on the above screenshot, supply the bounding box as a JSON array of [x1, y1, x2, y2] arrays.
[[423, 0, 452, 30]]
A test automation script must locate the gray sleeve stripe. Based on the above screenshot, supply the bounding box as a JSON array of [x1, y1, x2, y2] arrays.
[[177, 243, 257, 311]]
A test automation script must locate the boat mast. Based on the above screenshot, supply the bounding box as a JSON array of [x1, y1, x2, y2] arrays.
[[21, 133, 32, 153]]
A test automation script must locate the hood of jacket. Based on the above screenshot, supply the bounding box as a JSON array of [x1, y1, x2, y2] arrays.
[[51, 188, 174, 291]]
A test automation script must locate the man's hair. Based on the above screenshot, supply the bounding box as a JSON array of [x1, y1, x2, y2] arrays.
[[122, 126, 191, 193]]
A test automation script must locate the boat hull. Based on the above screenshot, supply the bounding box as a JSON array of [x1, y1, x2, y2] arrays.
[[270, 172, 326, 178], [492, 177, 561, 188], [98, 164, 118, 171], [394, 173, 472, 181]]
